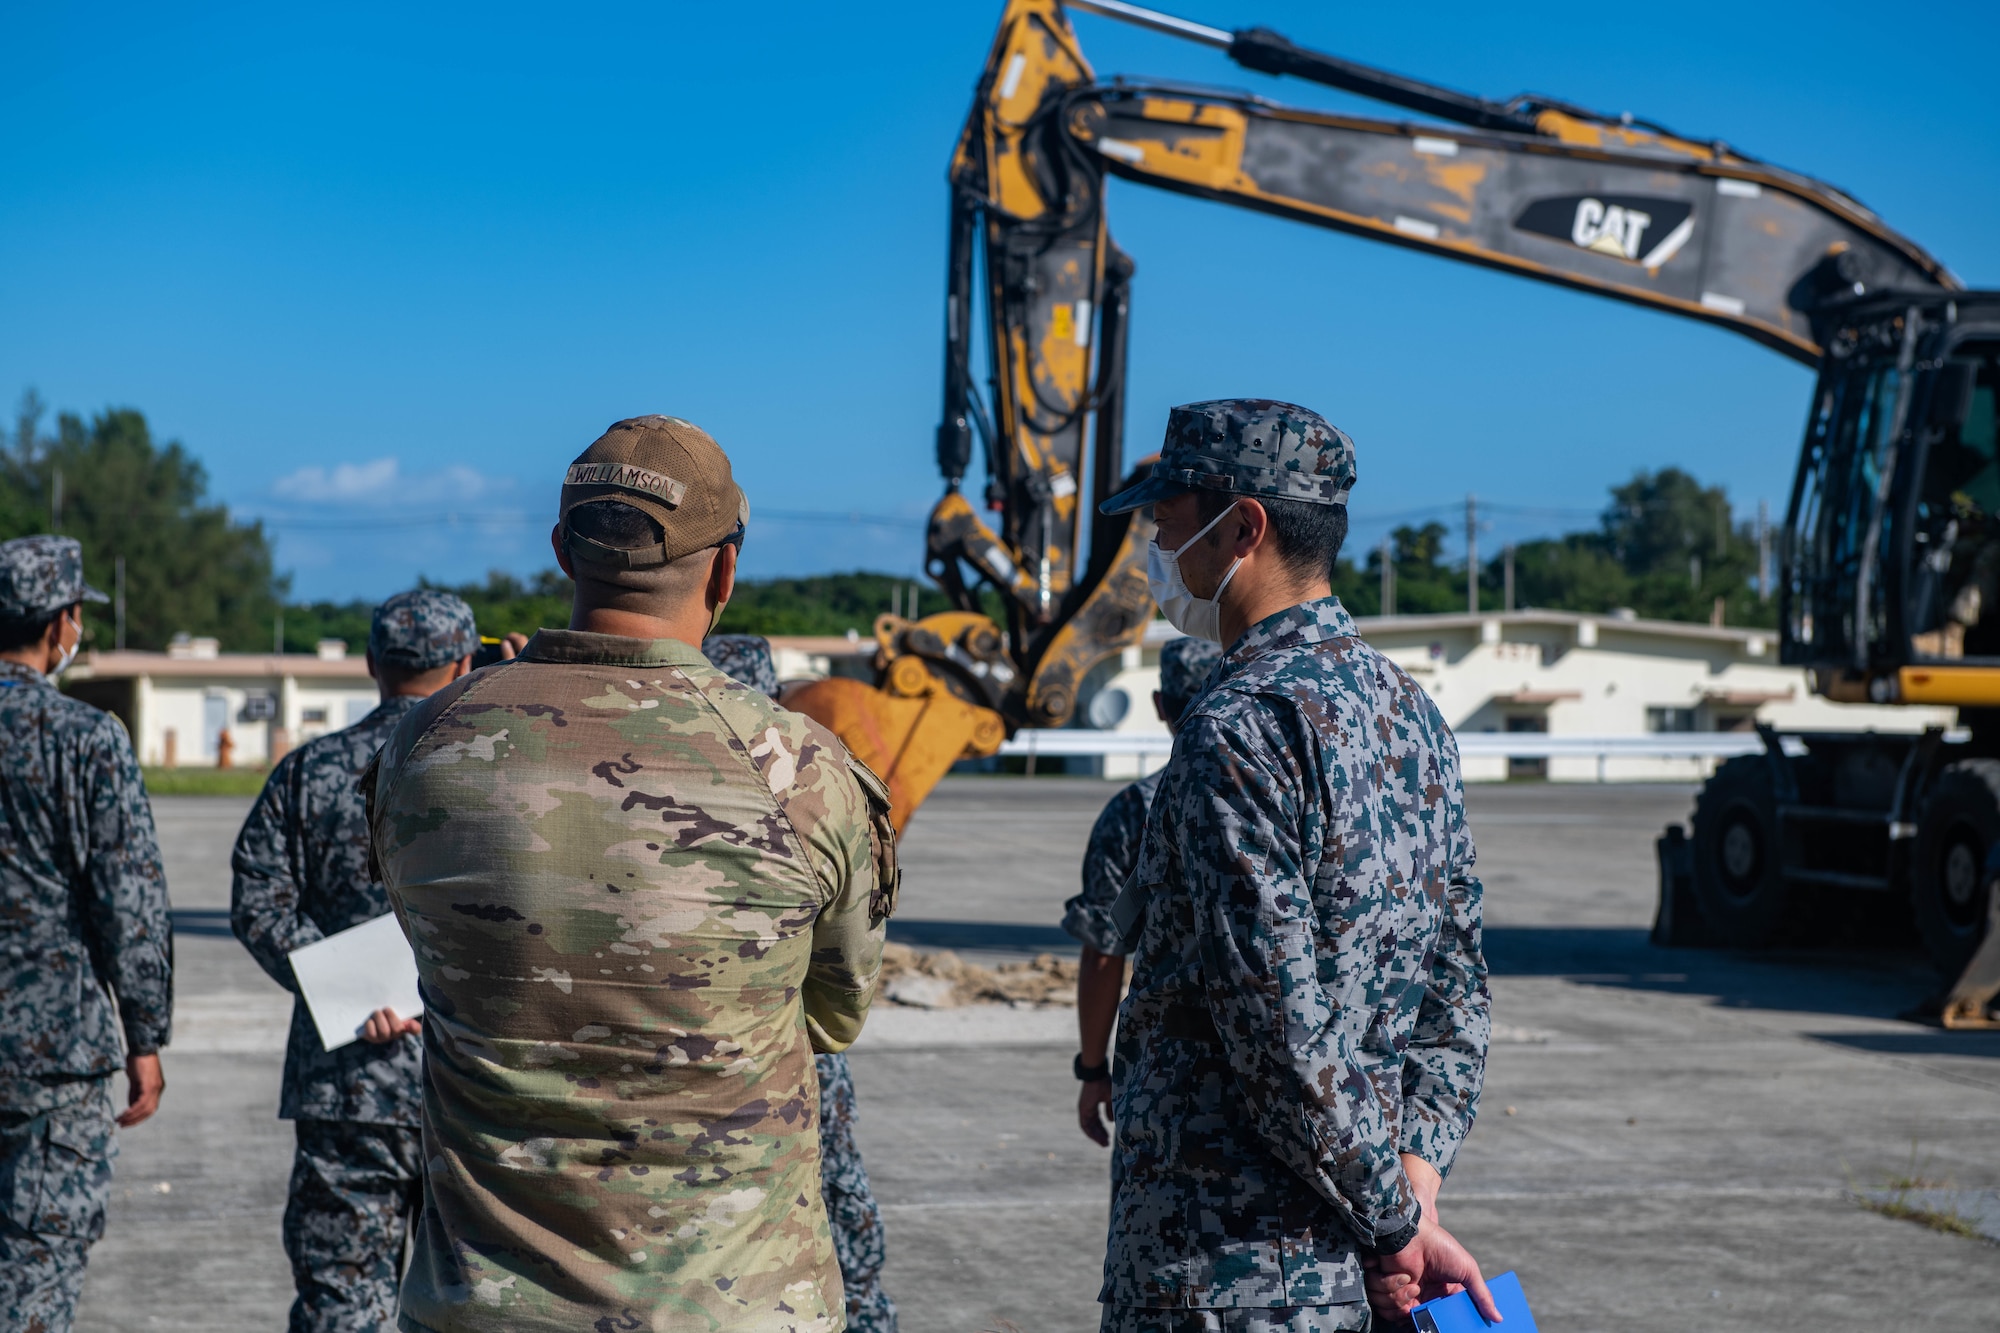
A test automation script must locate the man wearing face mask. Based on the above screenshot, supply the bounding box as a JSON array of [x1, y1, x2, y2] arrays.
[[1094, 401, 1494, 1333], [366, 416, 894, 1332], [0, 535, 173, 1332]]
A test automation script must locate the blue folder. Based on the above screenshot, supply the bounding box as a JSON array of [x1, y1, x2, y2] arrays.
[[1411, 1270, 1538, 1332]]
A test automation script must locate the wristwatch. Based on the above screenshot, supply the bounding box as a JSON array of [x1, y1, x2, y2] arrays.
[[1072, 1053, 1111, 1082]]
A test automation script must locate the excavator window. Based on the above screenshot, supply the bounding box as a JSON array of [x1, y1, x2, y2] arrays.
[[1909, 346, 2000, 660]]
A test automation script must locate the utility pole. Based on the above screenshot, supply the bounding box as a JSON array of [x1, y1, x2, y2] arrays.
[[49, 466, 62, 533], [114, 556, 125, 651], [274, 611, 284, 655], [1379, 534, 1395, 617], [1465, 493, 1478, 615], [1503, 544, 1516, 613], [1757, 500, 1771, 602]]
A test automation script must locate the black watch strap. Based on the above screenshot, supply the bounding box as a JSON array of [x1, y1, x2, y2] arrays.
[[1073, 1053, 1111, 1082], [1367, 1203, 1422, 1257]]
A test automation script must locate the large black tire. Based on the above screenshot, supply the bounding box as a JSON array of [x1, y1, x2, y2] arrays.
[[1911, 760, 2000, 977], [1691, 755, 1791, 946]]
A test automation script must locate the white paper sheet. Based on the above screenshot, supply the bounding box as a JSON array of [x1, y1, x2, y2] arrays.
[[288, 912, 424, 1052]]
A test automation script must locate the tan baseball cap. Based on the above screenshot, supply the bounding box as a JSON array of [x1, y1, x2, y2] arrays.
[[559, 415, 748, 567]]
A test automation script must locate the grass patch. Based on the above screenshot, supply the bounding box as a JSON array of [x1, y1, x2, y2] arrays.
[[1856, 1193, 1983, 1240], [1849, 1141, 1986, 1241], [142, 767, 269, 797]]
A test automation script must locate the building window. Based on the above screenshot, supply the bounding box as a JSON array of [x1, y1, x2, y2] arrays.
[[1647, 706, 1698, 733], [301, 708, 329, 725], [1505, 714, 1547, 779]]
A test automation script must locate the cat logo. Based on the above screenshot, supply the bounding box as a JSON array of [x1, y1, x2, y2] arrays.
[[1513, 194, 1695, 269]]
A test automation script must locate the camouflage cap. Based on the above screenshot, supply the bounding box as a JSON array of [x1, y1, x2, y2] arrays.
[[369, 589, 477, 671], [561, 415, 749, 568], [0, 535, 109, 619], [1157, 634, 1223, 706], [1100, 399, 1356, 515], [701, 634, 778, 698]]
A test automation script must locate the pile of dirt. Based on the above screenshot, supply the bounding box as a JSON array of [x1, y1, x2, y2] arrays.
[[878, 940, 1078, 1009]]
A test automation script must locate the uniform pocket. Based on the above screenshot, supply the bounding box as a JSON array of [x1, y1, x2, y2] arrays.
[[32, 1093, 117, 1240]]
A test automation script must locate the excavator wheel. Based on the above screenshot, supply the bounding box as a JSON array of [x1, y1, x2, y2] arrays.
[[1690, 755, 1791, 947], [1911, 760, 2000, 977]]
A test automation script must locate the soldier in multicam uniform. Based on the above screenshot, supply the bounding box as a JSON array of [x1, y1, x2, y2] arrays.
[[1094, 401, 1496, 1333], [230, 589, 480, 1333], [0, 535, 173, 1333], [1065, 635, 1220, 1147], [702, 633, 898, 1333], [367, 415, 895, 1333]]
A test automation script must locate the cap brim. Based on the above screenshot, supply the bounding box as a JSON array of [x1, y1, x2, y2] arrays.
[[80, 584, 109, 605], [1098, 473, 1185, 516]]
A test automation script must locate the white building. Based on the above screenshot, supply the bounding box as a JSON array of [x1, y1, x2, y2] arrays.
[[1081, 611, 1954, 782], [65, 638, 378, 768]]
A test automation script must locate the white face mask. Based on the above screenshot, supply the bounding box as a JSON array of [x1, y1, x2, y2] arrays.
[[49, 613, 79, 677], [1147, 501, 1243, 644]]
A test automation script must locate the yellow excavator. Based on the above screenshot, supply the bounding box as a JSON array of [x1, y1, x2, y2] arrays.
[[789, 0, 2000, 1020]]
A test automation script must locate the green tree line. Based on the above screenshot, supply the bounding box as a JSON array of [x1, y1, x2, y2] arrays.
[[1333, 467, 1777, 628], [283, 569, 942, 647]]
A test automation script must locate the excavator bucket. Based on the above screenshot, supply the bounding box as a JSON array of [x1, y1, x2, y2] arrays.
[[1940, 891, 2000, 1030], [785, 672, 1005, 835]]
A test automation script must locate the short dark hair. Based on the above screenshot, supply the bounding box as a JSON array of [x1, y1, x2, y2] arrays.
[[0, 605, 71, 653], [566, 500, 664, 552], [1196, 491, 1348, 580]]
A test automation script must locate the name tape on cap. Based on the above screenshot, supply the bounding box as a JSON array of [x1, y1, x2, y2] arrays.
[[565, 463, 687, 507]]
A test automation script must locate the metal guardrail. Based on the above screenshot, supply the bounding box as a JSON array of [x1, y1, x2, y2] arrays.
[[998, 729, 1769, 778], [1454, 733, 1765, 758]]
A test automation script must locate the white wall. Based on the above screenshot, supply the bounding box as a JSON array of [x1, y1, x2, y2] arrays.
[[137, 676, 378, 767], [1077, 615, 1953, 783]]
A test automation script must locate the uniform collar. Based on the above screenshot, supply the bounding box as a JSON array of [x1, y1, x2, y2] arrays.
[[1219, 596, 1357, 668], [0, 659, 54, 691], [369, 693, 427, 719], [518, 628, 710, 669]]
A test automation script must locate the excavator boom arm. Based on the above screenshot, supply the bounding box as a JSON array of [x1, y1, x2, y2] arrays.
[[1073, 83, 1948, 365]]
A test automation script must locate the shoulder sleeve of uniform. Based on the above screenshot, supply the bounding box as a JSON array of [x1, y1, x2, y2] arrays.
[[1397, 686, 1491, 1177], [71, 699, 173, 1055], [780, 715, 886, 1053], [844, 753, 899, 926], [1063, 782, 1151, 953]]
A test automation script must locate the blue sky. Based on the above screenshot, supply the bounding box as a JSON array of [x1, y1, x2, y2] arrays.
[[2, 1, 1995, 601]]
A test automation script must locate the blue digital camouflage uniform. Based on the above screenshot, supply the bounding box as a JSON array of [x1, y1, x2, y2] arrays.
[[1097, 404, 1490, 1331], [231, 589, 476, 1333], [705, 633, 898, 1333], [1063, 637, 1221, 957], [0, 535, 172, 1333]]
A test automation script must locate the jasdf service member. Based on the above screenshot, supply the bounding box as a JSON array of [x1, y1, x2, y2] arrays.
[[0, 535, 172, 1333], [230, 589, 478, 1333], [1095, 401, 1496, 1332], [368, 415, 896, 1332], [1065, 634, 1220, 1149]]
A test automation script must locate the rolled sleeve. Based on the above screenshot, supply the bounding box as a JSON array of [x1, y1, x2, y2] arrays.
[[1178, 716, 1417, 1251], [80, 719, 173, 1056]]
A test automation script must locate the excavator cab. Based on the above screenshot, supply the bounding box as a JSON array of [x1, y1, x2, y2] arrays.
[[1785, 295, 2000, 699], [1906, 345, 2000, 663]]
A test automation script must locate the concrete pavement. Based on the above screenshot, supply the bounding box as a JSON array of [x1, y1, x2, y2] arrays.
[[73, 781, 2000, 1331]]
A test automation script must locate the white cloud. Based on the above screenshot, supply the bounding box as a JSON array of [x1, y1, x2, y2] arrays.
[[271, 457, 504, 505]]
